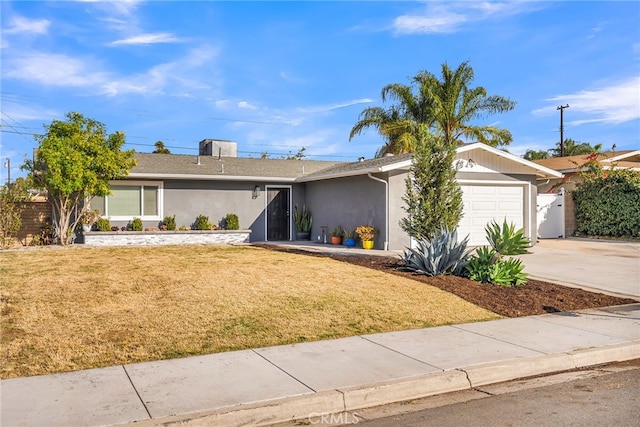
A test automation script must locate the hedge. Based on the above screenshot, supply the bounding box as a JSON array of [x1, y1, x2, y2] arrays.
[[572, 170, 640, 238]]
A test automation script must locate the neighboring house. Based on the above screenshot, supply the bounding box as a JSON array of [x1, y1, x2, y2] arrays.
[[93, 140, 561, 250], [534, 150, 640, 237]]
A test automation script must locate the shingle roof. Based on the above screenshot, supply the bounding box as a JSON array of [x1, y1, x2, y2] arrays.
[[533, 151, 637, 172], [299, 153, 413, 181], [127, 152, 341, 181]]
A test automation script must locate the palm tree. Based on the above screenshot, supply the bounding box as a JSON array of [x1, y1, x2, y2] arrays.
[[549, 139, 602, 157], [350, 61, 516, 155], [153, 141, 171, 154], [349, 106, 417, 156], [421, 61, 515, 147]]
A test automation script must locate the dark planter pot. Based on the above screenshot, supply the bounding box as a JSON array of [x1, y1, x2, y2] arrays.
[[344, 238, 356, 248], [296, 231, 311, 241]]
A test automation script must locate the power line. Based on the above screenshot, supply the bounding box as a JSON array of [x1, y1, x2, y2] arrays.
[[1, 112, 36, 143]]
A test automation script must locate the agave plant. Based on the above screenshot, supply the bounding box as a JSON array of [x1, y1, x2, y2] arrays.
[[490, 257, 527, 286], [485, 219, 531, 255], [466, 246, 528, 286], [401, 227, 473, 276], [466, 246, 498, 283]]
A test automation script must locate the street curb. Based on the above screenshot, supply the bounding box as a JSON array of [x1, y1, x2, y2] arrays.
[[339, 370, 470, 412], [129, 342, 640, 426]]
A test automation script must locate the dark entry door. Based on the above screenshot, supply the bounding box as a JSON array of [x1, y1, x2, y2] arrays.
[[266, 187, 290, 241]]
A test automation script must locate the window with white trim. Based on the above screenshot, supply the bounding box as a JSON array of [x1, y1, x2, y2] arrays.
[[92, 181, 163, 220]]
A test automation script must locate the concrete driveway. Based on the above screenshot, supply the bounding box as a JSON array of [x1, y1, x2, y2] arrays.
[[519, 238, 640, 299]]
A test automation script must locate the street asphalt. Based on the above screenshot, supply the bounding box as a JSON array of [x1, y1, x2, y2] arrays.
[[1, 238, 639, 427]]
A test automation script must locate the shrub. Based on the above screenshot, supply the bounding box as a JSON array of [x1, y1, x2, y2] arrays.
[[194, 214, 213, 230], [162, 215, 176, 231], [130, 217, 143, 231], [572, 170, 640, 238], [485, 219, 530, 255], [466, 246, 528, 286], [0, 180, 31, 248], [224, 213, 239, 230], [401, 227, 472, 276], [96, 217, 111, 231]]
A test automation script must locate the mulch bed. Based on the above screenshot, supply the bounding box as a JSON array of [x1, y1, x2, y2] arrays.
[[259, 245, 638, 318]]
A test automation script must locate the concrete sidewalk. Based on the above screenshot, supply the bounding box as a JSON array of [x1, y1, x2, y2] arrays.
[[2, 304, 639, 427]]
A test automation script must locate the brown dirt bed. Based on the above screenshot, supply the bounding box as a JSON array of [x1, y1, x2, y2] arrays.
[[260, 245, 637, 317]]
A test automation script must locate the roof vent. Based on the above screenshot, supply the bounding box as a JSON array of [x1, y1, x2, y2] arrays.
[[358, 157, 365, 162]]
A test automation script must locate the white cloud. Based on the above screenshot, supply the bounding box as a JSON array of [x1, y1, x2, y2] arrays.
[[393, 1, 539, 35], [110, 32, 183, 46], [77, 0, 142, 17], [2, 44, 220, 97], [237, 101, 258, 110], [533, 76, 640, 125], [297, 98, 373, 114], [3, 16, 50, 35], [3, 52, 108, 88]]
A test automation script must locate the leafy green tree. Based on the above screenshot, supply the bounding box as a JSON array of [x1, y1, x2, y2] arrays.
[[153, 140, 171, 154], [400, 126, 463, 239], [350, 61, 516, 156], [549, 138, 601, 157], [523, 149, 550, 161], [23, 112, 136, 245], [0, 178, 32, 248]]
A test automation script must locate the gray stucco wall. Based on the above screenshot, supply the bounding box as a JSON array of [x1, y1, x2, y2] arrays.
[[156, 180, 304, 242], [162, 180, 267, 240], [305, 175, 386, 249], [388, 170, 410, 251]]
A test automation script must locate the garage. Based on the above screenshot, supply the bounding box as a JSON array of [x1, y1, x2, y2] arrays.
[[458, 184, 525, 246]]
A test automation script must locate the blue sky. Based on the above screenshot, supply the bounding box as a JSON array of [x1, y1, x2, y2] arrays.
[[1, 1, 639, 184]]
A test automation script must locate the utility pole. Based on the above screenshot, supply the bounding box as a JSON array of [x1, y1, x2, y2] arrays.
[[557, 104, 569, 157]]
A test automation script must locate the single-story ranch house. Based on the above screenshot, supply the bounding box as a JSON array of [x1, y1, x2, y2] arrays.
[[90, 139, 562, 250]]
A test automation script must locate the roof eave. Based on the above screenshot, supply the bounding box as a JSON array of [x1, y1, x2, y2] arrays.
[[126, 173, 297, 182], [459, 143, 563, 179], [296, 167, 383, 182]]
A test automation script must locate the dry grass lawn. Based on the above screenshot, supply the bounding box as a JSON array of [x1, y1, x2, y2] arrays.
[[0, 245, 499, 379]]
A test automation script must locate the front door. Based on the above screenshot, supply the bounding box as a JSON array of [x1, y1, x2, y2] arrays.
[[266, 187, 290, 241]]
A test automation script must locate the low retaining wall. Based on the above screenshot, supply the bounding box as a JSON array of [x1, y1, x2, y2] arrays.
[[83, 230, 251, 246]]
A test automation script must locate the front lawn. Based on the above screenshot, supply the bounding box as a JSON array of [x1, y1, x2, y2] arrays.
[[0, 245, 499, 379]]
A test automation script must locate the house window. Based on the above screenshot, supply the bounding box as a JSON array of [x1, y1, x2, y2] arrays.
[[92, 181, 162, 220]]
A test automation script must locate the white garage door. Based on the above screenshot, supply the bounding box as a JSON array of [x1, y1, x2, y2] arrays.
[[458, 184, 525, 246]]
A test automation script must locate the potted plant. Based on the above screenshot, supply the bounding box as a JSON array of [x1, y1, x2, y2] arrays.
[[355, 225, 378, 249], [294, 204, 312, 240], [343, 229, 357, 248], [80, 209, 100, 232], [330, 225, 343, 245]]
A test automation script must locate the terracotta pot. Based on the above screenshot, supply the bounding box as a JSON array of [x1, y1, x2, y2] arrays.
[[362, 240, 374, 250], [331, 236, 342, 245]]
